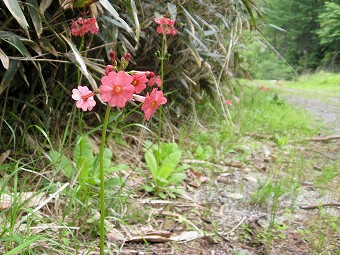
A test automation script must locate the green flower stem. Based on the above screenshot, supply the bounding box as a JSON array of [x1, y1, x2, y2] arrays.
[[158, 34, 166, 142], [99, 104, 111, 255]]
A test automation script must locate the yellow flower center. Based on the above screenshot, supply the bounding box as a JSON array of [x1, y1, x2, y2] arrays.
[[151, 101, 156, 108]]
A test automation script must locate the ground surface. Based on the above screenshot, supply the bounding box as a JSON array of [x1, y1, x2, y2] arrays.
[[112, 84, 340, 255]]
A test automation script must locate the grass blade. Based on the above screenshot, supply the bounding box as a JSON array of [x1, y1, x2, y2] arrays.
[[4, 235, 42, 255]]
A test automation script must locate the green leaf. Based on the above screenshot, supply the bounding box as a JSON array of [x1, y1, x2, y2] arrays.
[[73, 0, 98, 8], [130, 0, 140, 47], [73, 135, 94, 168], [105, 177, 122, 188], [158, 151, 182, 179], [27, 0, 43, 38], [99, 0, 134, 36], [167, 2, 177, 20], [93, 147, 112, 179], [144, 185, 155, 192], [4, 235, 42, 255], [39, 38, 57, 56], [0, 60, 20, 95], [144, 150, 158, 180], [3, 0, 30, 37], [106, 163, 128, 174], [167, 173, 186, 185], [49, 150, 74, 179], [0, 31, 31, 57]]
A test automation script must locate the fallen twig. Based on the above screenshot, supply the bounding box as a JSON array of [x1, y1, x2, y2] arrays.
[[300, 203, 340, 210], [311, 135, 340, 141]]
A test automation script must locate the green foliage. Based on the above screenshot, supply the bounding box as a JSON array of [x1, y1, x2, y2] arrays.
[[316, 2, 340, 67], [233, 84, 317, 137], [262, 0, 327, 72], [49, 135, 125, 186], [143, 142, 189, 198], [241, 32, 295, 80]]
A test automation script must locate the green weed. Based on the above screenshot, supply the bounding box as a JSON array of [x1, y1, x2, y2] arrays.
[[143, 142, 189, 199]]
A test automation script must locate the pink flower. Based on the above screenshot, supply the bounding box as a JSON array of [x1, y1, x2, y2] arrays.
[[98, 71, 134, 108], [131, 74, 148, 93], [105, 65, 115, 75], [71, 17, 99, 36], [72, 86, 96, 111], [148, 75, 162, 87], [258, 85, 272, 91], [154, 17, 177, 35], [141, 88, 167, 120], [133, 94, 146, 103], [225, 99, 232, 106]]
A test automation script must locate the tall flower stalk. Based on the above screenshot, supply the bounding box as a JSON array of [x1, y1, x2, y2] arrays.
[[71, 52, 166, 254], [154, 16, 177, 140]]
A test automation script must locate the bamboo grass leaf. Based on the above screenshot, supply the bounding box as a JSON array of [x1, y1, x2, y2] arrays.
[[0, 48, 10, 69], [3, 0, 30, 37], [38, 38, 58, 56], [130, 0, 140, 48], [27, 0, 43, 38], [61, 34, 98, 91], [0, 60, 20, 95], [39, 0, 53, 14], [99, 0, 134, 36], [167, 3, 177, 20], [0, 31, 31, 57]]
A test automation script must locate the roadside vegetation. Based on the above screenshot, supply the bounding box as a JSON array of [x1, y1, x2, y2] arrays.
[[0, 0, 339, 254]]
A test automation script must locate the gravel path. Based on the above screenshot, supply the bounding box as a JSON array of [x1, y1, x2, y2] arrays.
[[284, 92, 340, 133]]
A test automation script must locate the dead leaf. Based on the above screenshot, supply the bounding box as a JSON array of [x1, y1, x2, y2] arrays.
[[227, 193, 244, 200], [127, 230, 172, 243], [0, 192, 47, 210], [0, 194, 13, 209], [106, 228, 126, 243], [0, 150, 10, 164], [170, 231, 206, 242]]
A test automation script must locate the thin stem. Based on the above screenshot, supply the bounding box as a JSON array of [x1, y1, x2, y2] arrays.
[[158, 34, 166, 143], [99, 105, 111, 255]]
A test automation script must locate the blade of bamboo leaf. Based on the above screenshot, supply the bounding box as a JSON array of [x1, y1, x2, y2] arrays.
[[39, 0, 53, 14], [61, 34, 98, 91], [183, 28, 209, 52], [0, 60, 20, 95], [73, 0, 99, 9], [39, 38, 57, 56], [27, 0, 43, 38], [181, 35, 202, 68], [0, 31, 31, 57], [3, 0, 30, 37], [0, 48, 9, 69], [99, 0, 134, 36], [102, 16, 128, 30], [167, 3, 177, 20], [181, 7, 202, 29], [130, 0, 140, 48]]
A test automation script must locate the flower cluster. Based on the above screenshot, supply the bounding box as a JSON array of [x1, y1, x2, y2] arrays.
[[154, 17, 177, 35], [258, 85, 272, 91], [72, 52, 167, 120], [71, 17, 99, 36]]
